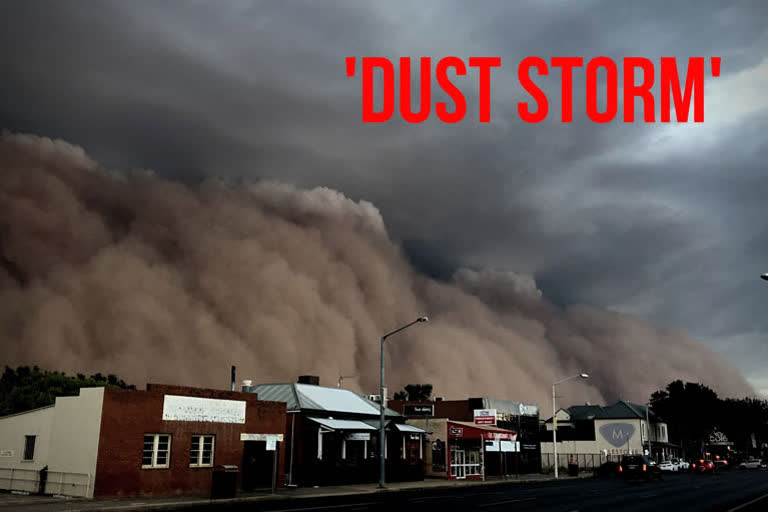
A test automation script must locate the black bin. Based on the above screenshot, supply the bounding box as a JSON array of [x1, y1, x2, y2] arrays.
[[211, 465, 239, 499], [568, 463, 579, 477]]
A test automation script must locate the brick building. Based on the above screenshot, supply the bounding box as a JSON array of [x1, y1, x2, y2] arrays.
[[0, 384, 286, 499]]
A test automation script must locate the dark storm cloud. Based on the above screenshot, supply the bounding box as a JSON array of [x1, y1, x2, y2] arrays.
[[1, 0, 767, 394]]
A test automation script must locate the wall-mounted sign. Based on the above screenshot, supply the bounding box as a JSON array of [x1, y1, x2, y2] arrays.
[[523, 444, 537, 450], [482, 431, 516, 441], [0, 450, 13, 457], [449, 426, 464, 436], [403, 404, 434, 417], [265, 435, 277, 451], [474, 409, 497, 426], [240, 433, 285, 442], [163, 395, 246, 423], [347, 433, 371, 441], [409, 433, 421, 440], [519, 404, 539, 417], [709, 431, 731, 445], [599, 422, 636, 448]]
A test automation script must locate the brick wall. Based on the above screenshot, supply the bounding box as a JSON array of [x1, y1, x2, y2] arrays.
[[93, 384, 286, 499]]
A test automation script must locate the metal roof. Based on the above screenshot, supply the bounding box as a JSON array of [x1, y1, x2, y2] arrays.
[[245, 383, 400, 416], [564, 401, 657, 421], [308, 417, 378, 431], [394, 423, 428, 433]]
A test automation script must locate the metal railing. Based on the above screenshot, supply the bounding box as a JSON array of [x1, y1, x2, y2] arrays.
[[0, 467, 91, 498], [540, 453, 609, 474]]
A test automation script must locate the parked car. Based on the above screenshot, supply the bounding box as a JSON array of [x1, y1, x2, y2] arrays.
[[618, 455, 663, 480], [672, 458, 689, 470], [713, 458, 730, 471], [693, 459, 715, 474], [739, 458, 763, 469], [659, 460, 679, 472]]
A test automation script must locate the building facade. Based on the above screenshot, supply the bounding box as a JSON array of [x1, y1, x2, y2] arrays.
[[243, 376, 428, 487], [389, 397, 541, 477], [0, 384, 286, 499], [540, 400, 678, 472]]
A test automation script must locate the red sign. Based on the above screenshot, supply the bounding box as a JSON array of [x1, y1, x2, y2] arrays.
[[474, 409, 497, 426], [449, 426, 464, 437], [483, 432, 514, 440]]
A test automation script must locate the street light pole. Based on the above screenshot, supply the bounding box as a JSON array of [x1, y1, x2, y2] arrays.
[[379, 316, 428, 489], [645, 402, 653, 459], [552, 373, 589, 479]]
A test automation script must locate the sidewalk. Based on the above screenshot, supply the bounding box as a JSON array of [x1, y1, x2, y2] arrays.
[[0, 472, 594, 512]]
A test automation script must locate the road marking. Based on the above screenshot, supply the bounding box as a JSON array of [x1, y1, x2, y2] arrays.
[[478, 497, 536, 507], [727, 492, 768, 512], [639, 493, 658, 498], [264, 503, 379, 512]]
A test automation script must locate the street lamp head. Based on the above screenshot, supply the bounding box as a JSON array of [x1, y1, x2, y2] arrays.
[[580, 373, 589, 379], [417, 316, 429, 322], [761, 273, 768, 281]]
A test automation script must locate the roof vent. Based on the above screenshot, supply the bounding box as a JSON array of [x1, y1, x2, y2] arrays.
[[242, 380, 253, 387], [298, 375, 320, 386]]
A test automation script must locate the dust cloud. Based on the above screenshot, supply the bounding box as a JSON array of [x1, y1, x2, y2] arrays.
[[0, 132, 753, 409]]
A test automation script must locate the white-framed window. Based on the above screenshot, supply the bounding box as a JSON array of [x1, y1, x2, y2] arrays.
[[190, 435, 215, 467], [142, 434, 171, 469]]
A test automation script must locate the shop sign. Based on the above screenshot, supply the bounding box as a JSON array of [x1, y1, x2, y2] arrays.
[[482, 432, 514, 441], [409, 433, 421, 440], [449, 425, 464, 436], [347, 433, 371, 441], [0, 450, 12, 457], [474, 409, 497, 426], [404, 404, 434, 416], [163, 395, 246, 424], [599, 422, 635, 448], [709, 431, 731, 445]]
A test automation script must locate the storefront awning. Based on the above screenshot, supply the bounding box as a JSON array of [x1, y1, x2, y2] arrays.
[[448, 420, 517, 441], [393, 423, 428, 434], [308, 417, 377, 431]]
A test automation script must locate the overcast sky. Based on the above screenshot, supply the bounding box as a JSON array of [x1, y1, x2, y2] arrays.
[[1, 1, 767, 393]]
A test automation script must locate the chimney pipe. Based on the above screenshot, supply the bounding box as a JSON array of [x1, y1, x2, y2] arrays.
[[231, 366, 236, 392], [242, 380, 253, 392]]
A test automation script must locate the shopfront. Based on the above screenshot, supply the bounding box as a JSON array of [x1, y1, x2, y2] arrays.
[[446, 421, 517, 480]]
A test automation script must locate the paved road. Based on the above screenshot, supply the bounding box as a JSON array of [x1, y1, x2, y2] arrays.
[[210, 471, 768, 512]]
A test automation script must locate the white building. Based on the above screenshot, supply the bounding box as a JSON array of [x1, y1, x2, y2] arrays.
[[540, 401, 678, 472]]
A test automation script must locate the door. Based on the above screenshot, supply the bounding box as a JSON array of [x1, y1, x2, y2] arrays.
[[455, 450, 466, 479], [242, 441, 276, 490]]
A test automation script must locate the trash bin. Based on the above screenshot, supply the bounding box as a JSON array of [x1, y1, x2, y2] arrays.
[[568, 463, 579, 477], [211, 465, 239, 499]]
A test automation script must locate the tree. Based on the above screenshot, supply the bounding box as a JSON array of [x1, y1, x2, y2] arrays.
[[0, 366, 135, 416], [649, 380, 768, 458], [394, 383, 433, 401]]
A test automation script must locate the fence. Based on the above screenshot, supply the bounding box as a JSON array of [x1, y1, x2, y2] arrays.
[[540, 453, 611, 474], [0, 467, 91, 498]]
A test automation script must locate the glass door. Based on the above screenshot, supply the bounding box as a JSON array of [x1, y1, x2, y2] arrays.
[[455, 449, 466, 479]]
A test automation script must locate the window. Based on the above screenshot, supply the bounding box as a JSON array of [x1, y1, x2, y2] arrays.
[[190, 435, 215, 467], [142, 434, 171, 469], [23, 435, 36, 461]]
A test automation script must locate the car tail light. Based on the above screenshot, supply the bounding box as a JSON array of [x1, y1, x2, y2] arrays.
[[642, 464, 647, 472], [692, 464, 696, 469], [618, 465, 623, 473], [724, 461, 728, 465]]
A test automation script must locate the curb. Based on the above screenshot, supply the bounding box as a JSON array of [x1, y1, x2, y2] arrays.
[[54, 474, 596, 512]]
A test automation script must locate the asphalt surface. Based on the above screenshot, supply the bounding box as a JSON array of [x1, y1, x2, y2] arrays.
[[199, 470, 768, 512]]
